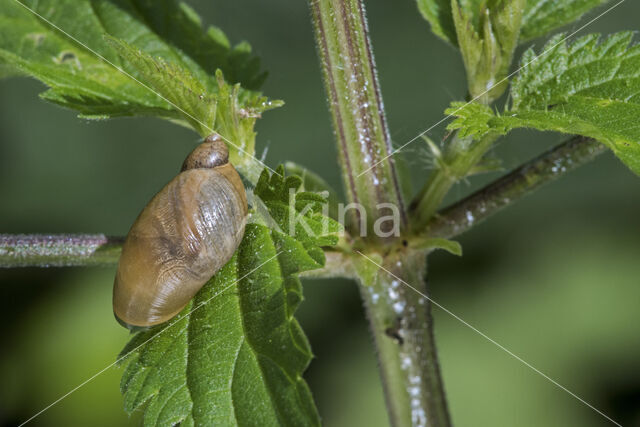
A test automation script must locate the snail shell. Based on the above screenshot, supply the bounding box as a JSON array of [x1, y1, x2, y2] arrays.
[[113, 134, 248, 329]]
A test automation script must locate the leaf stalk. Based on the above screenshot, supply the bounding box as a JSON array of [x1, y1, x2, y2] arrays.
[[427, 136, 606, 239], [0, 234, 123, 267]]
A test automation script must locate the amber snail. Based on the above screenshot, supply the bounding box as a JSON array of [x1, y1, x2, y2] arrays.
[[113, 134, 248, 329]]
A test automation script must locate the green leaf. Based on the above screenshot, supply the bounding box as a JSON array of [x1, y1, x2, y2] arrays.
[[118, 167, 341, 427], [521, 0, 609, 41], [284, 162, 341, 220], [104, 36, 215, 135], [446, 32, 640, 175], [352, 252, 384, 287], [418, 0, 609, 47], [104, 37, 282, 167], [417, 0, 460, 45], [0, 58, 20, 78], [417, 0, 523, 47], [446, 102, 504, 138], [412, 237, 463, 256], [0, 0, 279, 158], [452, 0, 525, 101]]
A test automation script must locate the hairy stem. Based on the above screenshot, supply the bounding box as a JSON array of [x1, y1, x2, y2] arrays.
[[427, 137, 606, 239], [0, 234, 123, 267], [309, 0, 407, 241], [310, 1, 450, 426], [0, 234, 355, 279], [357, 249, 451, 427]]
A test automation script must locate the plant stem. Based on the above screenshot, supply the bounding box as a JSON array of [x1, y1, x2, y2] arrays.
[[309, 0, 407, 241], [426, 136, 606, 239], [410, 132, 498, 230], [0, 234, 123, 267], [357, 249, 451, 427], [0, 137, 604, 271], [310, 1, 450, 426], [0, 234, 355, 278]]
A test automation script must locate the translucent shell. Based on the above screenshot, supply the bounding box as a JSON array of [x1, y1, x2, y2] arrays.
[[113, 136, 247, 329]]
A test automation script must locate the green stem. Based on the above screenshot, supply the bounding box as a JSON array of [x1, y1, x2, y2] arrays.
[[310, 2, 451, 425], [426, 136, 606, 239], [410, 132, 498, 230], [357, 249, 451, 427], [0, 234, 355, 278], [0, 234, 123, 267], [309, 0, 407, 241]]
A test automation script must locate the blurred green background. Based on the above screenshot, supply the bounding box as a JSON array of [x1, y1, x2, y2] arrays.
[[1, 0, 639, 426]]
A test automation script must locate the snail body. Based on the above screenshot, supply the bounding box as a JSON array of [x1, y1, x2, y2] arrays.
[[113, 134, 247, 329]]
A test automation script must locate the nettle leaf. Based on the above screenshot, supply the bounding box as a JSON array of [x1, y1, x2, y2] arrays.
[[0, 0, 279, 158], [446, 102, 500, 138], [521, 0, 609, 41], [118, 167, 341, 427], [452, 0, 525, 101], [0, 58, 20, 78], [418, 0, 608, 47], [447, 32, 640, 175], [284, 162, 341, 220], [105, 37, 282, 167], [417, 0, 459, 45], [416, 0, 483, 45], [412, 237, 463, 256], [105, 36, 215, 135]]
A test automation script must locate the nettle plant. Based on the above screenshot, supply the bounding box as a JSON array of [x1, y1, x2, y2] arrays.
[[1, 0, 637, 426]]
